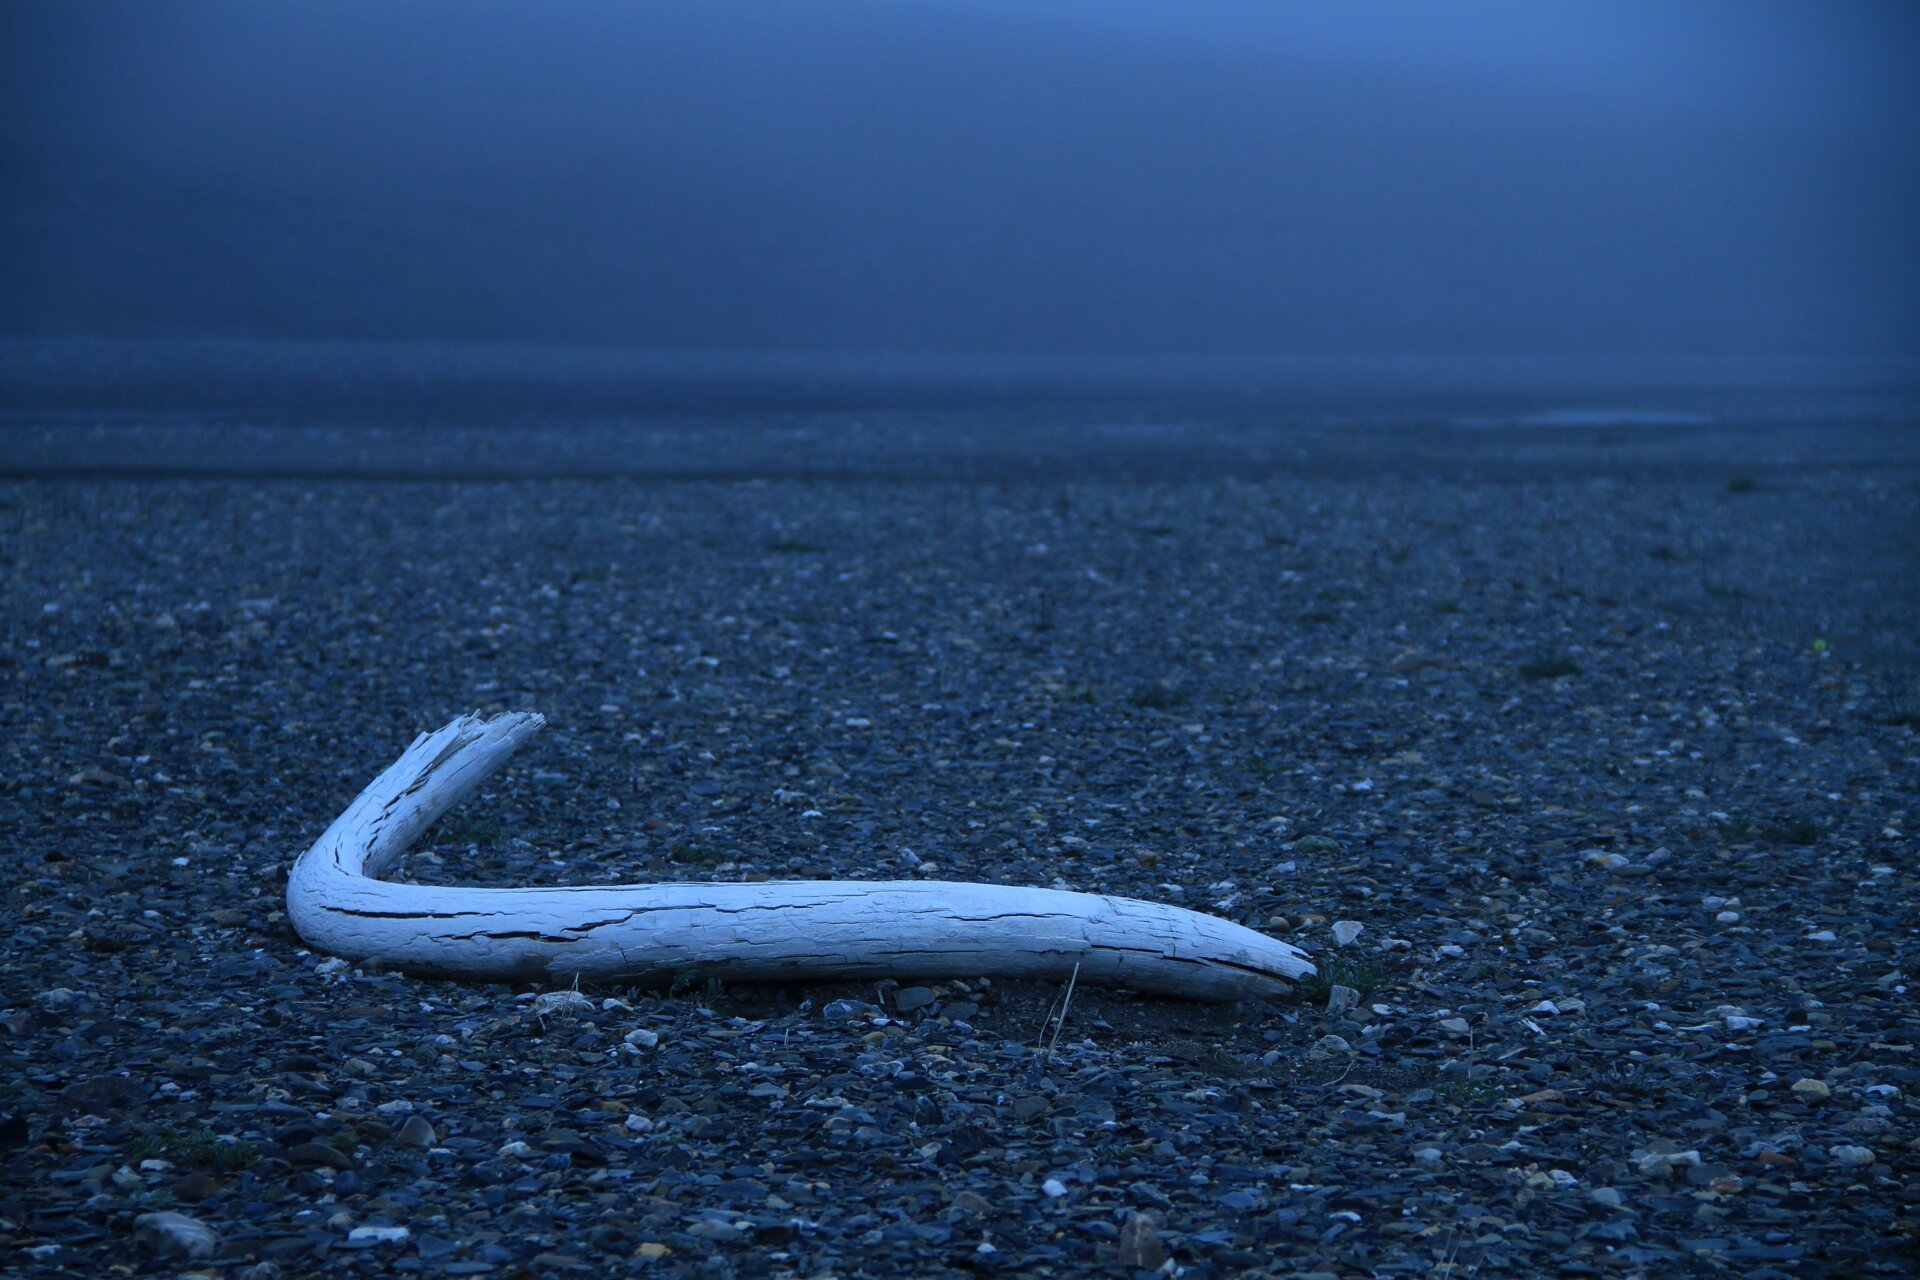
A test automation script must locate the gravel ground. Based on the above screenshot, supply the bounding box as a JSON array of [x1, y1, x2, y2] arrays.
[[2, 416, 1917, 1277]]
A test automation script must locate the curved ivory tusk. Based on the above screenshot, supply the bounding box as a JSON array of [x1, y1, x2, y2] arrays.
[[287, 712, 1314, 1001]]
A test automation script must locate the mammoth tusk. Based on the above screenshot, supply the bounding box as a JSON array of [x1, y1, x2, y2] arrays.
[[287, 712, 1314, 1001]]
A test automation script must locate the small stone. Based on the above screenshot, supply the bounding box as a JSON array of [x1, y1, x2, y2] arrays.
[[288, 1140, 353, 1170], [1331, 920, 1364, 947], [1806, 930, 1837, 943], [134, 1211, 221, 1260], [169, 1172, 221, 1202], [822, 999, 882, 1022], [1307, 1034, 1352, 1059], [1437, 944, 1465, 958], [1829, 1145, 1874, 1168], [635, 1242, 671, 1261], [1637, 1150, 1702, 1176], [348, 1226, 410, 1245], [61, 1075, 144, 1112], [34, 987, 83, 1010], [530, 990, 594, 1018], [498, 1140, 535, 1158], [1010, 1096, 1050, 1121], [1724, 1015, 1764, 1031], [1325, 984, 1359, 1013], [893, 986, 937, 1013], [1589, 1187, 1624, 1209], [951, 1190, 993, 1214], [1790, 1078, 1831, 1101], [1041, 1177, 1069, 1198], [623, 1027, 660, 1051], [395, 1116, 435, 1148], [1116, 1212, 1166, 1269], [1583, 850, 1630, 869], [1715, 910, 1741, 924], [623, 1113, 654, 1133], [1438, 1017, 1471, 1036], [1412, 1147, 1443, 1164], [1293, 835, 1342, 855], [68, 767, 130, 789]]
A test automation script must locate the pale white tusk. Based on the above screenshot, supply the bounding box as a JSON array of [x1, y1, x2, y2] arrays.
[[287, 712, 1314, 1001]]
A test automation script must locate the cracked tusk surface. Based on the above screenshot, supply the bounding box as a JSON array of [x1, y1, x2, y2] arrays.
[[287, 712, 1315, 1001]]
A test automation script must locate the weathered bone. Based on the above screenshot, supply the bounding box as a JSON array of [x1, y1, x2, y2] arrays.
[[287, 712, 1314, 1000]]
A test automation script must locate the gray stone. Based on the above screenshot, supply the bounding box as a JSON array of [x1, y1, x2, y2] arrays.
[[1116, 1212, 1166, 1268], [1307, 1034, 1352, 1059], [134, 1211, 221, 1260], [288, 1140, 353, 1170], [395, 1115, 436, 1148]]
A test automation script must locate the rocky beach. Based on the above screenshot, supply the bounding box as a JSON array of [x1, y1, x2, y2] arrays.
[[2, 409, 1917, 1277]]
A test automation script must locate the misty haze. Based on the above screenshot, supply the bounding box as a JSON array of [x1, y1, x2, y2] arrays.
[[1, 5, 1915, 1278]]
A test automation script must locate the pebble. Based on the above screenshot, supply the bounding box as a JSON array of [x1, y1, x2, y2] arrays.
[[623, 1027, 660, 1050], [1790, 1078, 1832, 1101], [823, 999, 882, 1022], [530, 990, 595, 1018], [1325, 984, 1359, 1012], [395, 1115, 436, 1147], [1308, 1034, 1352, 1058], [133, 1211, 221, 1260], [347, 1225, 411, 1245], [287, 1140, 353, 1169], [1116, 1212, 1166, 1268], [1331, 920, 1364, 947], [1829, 1145, 1875, 1168], [1637, 1150, 1702, 1176]]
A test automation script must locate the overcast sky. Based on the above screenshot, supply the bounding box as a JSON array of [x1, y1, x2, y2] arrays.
[[2, 1, 1914, 362]]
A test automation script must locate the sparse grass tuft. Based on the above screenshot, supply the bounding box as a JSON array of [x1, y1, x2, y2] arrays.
[[667, 838, 723, 868], [431, 817, 506, 847], [1719, 815, 1822, 846], [1517, 655, 1582, 681], [1295, 954, 1393, 1003], [128, 1128, 259, 1170], [1434, 1076, 1498, 1105], [1756, 816, 1823, 845], [1128, 685, 1191, 711]]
